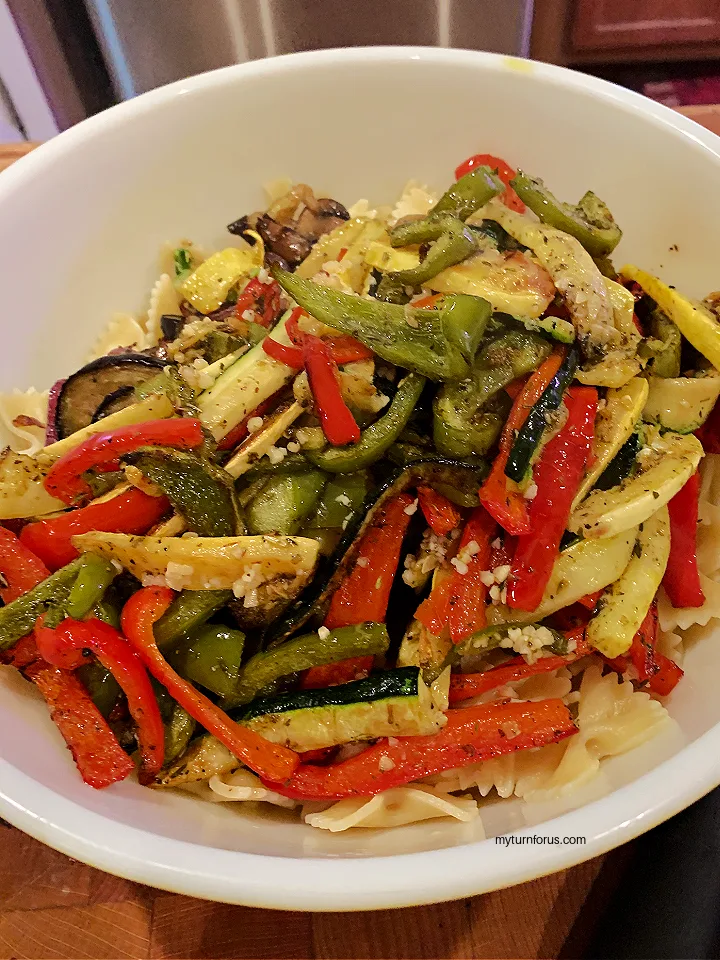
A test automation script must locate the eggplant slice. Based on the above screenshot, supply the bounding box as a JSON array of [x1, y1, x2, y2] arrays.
[[55, 354, 167, 439]]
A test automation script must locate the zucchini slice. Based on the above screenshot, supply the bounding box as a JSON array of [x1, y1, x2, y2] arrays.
[[198, 314, 297, 441], [234, 667, 448, 752], [71, 532, 320, 596], [569, 432, 703, 539], [53, 354, 167, 439], [587, 507, 670, 658], [488, 529, 637, 624], [0, 449, 65, 519], [643, 375, 720, 433], [572, 377, 648, 509]]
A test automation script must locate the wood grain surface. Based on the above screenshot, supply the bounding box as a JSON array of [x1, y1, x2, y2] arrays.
[[0, 108, 715, 956]]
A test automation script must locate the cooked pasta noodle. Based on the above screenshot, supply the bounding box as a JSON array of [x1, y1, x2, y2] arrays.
[[0, 387, 48, 455]]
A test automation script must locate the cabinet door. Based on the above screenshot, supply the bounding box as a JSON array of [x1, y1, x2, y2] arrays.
[[573, 0, 720, 50]]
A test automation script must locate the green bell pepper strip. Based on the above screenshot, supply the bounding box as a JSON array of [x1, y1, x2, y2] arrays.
[[306, 472, 370, 529], [646, 307, 682, 378], [510, 171, 622, 257], [125, 447, 242, 538], [228, 622, 390, 707], [153, 589, 233, 650], [274, 268, 491, 381], [0, 557, 83, 650], [385, 218, 477, 287], [433, 390, 509, 459], [76, 661, 122, 718], [163, 703, 197, 764], [247, 469, 328, 535], [433, 329, 552, 458], [168, 624, 246, 699], [432, 165, 504, 221], [306, 374, 426, 473], [65, 554, 118, 620]]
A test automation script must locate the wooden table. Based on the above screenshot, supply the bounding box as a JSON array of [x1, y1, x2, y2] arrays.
[[0, 107, 715, 957]]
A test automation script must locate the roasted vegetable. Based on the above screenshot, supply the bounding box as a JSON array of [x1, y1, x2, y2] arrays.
[[168, 624, 245, 699], [569, 432, 703, 539], [623, 264, 720, 371], [71, 532, 320, 596], [126, 447, 242, 537], [643, 375, 720, 433], [53, 354, 167, 439], [306, 373, 425, 472], [153, 589, 233, 649], [511, 171, 622, 256], [274, 269, 491, 382], [572, 378, 648, 508], [587, 508, 670, 658], [234, 667, 447, 752], [247, 470, 328, 535]]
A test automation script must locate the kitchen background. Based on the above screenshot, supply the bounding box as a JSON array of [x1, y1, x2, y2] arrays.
[[2, 0, 720, 141]]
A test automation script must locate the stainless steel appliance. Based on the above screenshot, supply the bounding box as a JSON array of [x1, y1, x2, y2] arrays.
[[86, 0, 534, 99]]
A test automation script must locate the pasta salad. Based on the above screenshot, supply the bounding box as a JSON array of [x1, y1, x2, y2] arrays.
[[0, 153, 716, 833]]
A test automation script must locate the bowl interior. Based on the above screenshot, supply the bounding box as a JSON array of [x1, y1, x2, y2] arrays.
[[2, 48, 720, 903]]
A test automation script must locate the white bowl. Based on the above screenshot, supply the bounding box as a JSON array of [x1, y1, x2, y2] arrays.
[[2, 47, 720, 911]]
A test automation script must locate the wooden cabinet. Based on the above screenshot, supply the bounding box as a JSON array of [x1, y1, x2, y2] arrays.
[[572, 0, 720, 52]]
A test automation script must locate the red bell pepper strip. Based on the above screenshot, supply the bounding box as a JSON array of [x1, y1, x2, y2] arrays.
[[604, 602, 684, 696], [415, 567, 454, 635], [663, 471, 705, 608], [411, 293, 443, 309], [416, 486, 462, 537], [300, 656, 374, 690], [447, 507, 497, 643], [0, 526, 50, 603], [323, 335, 374, 365], [507, 386, 597, 611], [235, 276, 283, 327], [21, 488, 170, 571], [23, 659, 134, 789], [263, 698, 577, 800], [34, 616, 165, 785], [551, 602, 594, 632], [217, 393, 280, 451], [324, 494, 414, 629], [480, 352, 564, 535], [44, 419, 204, 506], [121, 586, 299, 781], [648, 655, 684, 696], [449, 627, 588, 704], [454, 153, 525, 213], [1, 633, 40, 669], [304, 337, 360, 446], [262, 336, 305, 369]]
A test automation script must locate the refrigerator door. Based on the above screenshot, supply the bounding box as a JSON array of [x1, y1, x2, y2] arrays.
[[85, 0, 534, 98]]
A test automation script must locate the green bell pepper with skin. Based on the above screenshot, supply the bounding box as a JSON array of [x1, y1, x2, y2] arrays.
[[306, 472, 370, 529], [645, 307, 682, 378], [511, 171, 622, 257], [385, 217, 477, 287], [306, 373, 426, 473], [65, 554, 117, 621], [432, 166, 505, 221], [274, 268, 491, 381], [153, 590, 233, 650], [247, 469, 328, 535], [228, 622, 391, 707], [168, 624, 246, 699], [434, 388, 510, 458], [0, 557, 84, 649], [163, 703, 197, 764], [76, 661, 122, 718], [126, 447, 242, 538], [433, 329, 551, 458]]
